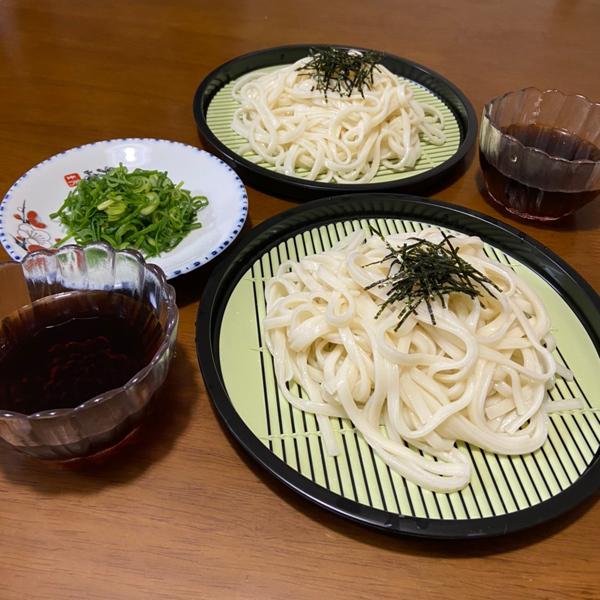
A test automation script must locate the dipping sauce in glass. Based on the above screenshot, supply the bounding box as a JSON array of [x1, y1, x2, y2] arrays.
[[480, 123, 600, 220], [479, 88, 600, 222], [0, 291, 163, 415]]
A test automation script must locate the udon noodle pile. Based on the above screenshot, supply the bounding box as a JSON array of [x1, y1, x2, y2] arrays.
[[264, 227, 570, 493], [231, 56, 446, 183]]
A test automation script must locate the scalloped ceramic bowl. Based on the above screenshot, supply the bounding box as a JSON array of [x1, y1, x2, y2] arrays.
[[479, 88, 600, 220], [0, 243, 178, 459]]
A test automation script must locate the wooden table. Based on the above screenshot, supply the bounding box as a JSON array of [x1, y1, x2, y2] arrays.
[[1, 1, 599, 598]]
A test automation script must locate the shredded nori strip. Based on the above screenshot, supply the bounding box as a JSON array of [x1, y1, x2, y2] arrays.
[[298, 47, 382, 99], [365, 227, 501, 329]]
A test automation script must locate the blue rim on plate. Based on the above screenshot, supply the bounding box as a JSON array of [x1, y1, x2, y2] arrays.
[[193, 44, 478, 201], [0, 138, 249, 279], [195, 193, 600, 539]]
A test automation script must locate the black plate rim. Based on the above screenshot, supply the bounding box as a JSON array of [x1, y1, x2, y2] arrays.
[[195, 193, 600, 539], [193, 44, 478, 201]]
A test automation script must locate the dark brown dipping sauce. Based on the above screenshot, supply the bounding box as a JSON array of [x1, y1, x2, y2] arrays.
[[0, 291, 162, 415], [480, 124, 600, 220], [505, 124, 600, 161]]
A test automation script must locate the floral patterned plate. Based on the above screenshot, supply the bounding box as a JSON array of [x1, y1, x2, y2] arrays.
[[0, 138, 248, 278]]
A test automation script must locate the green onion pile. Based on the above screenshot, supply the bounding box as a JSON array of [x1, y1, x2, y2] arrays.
[[50, 164, 209, 257]]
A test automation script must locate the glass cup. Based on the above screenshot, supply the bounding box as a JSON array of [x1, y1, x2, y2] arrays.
[[479, 88, 600, 221], [0, 243, 178, 459]]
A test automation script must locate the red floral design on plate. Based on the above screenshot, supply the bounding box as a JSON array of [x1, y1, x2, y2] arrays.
[[11, 201, 52, 253]]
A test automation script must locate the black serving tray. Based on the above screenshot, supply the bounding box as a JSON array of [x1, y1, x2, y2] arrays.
[[196, 193, 600, 539], [193, 45, 478, 201]]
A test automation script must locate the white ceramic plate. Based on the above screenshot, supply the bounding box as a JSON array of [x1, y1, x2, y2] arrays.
[[0, 138, 249, 278]]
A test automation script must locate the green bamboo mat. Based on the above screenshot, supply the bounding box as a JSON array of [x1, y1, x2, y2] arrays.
[[219, 218, 600, 521], [206, 67, 461, 183]]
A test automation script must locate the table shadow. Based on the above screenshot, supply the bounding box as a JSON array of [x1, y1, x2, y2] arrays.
[[171, 214, 255, 308], [0, 342, 198, 494]]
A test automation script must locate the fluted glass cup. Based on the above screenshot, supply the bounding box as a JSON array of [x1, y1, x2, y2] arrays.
[[0, 243, 178, 459], [479, 88, 600, 221]]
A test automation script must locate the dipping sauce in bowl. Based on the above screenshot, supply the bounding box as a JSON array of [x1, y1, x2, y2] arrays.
[[0, 291, 162, 416], [479, 88, 600, 221], [0, 243, 178, 460]]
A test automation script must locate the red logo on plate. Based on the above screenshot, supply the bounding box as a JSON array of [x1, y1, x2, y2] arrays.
[[64, 173, 81, 187]]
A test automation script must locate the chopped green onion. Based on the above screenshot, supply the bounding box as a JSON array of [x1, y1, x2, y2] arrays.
[[50, 164, 209, 257]]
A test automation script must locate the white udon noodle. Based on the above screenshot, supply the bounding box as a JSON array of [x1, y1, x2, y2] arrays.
[[231, 56, 446, 183], [264, 228, 573, 493]]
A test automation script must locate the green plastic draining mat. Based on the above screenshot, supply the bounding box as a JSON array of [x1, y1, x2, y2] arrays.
[[219, 218, 600, 522], [206, 67, 461, 183]]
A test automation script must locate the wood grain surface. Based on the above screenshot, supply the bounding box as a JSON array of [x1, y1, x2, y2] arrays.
[[1, 1, 599, 598]]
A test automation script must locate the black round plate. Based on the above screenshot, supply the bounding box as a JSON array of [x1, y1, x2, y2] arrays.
[[193, 45, 478, 201], [195, 194, 600, 538]]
